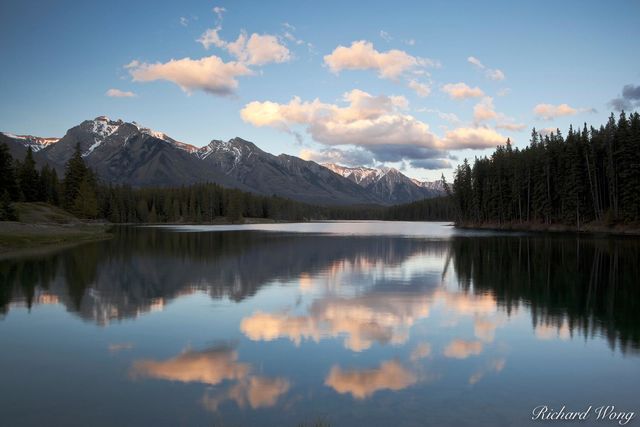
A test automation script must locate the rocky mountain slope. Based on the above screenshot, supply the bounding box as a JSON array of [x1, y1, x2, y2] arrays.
[[2, 117, 443, 205]]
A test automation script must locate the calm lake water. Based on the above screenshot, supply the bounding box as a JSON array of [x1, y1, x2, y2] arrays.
[[1, 222, 639, 426]]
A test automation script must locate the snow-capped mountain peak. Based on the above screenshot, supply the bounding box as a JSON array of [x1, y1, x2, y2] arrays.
[[1, 132, 60, 152], [321, 163, 445, 203]]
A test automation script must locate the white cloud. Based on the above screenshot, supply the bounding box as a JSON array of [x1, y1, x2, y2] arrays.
[[213, 6, 226, 22], [533, 103, 582, 120], [241, 89, 502, 166], [323, 40, 437, 80], [179, 17, 189, 27], [497, 88, 511, 97], [473, 97, 498, 122], [198, 28, 291, 66], [126, 56, 252, 96], [300, 147, 376, 166], [197, 27, 226, 49], [441, 127, 508, 150], [408, 79, 431, 97], [325, 360, 416, 399], [379, 30, 392, 42], [496, 122, 527, 131], [417, 108, 461, 124], [472, 97, 526, 131], [442, 82, 484, 99], [467, 56, 505, 81], [486, 69, 505, 81], [105, 88, 136, 98], [241, 89, 437, 149], [443, 339, 483, 359]]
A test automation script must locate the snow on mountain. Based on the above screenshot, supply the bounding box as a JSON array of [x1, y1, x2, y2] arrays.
[[1, 132, 60, 152], [1, 117, 443, 205], [322, 163, 445, 204]]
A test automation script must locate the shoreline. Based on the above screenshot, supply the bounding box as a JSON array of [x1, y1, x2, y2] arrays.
[[0, 221, 113, 255], [456, 221, 640, 236]]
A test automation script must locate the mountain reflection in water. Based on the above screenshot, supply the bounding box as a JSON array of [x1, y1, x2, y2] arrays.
[[1, 224, 639, 426]]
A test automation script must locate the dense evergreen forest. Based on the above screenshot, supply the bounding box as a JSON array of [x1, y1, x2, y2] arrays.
[[451, 112, 640, 227], [0, 143, 454, 223]]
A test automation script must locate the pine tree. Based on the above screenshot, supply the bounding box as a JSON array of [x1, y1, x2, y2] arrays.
[[18, 147, 40, 202], [63, 144, 90, 210], [0, 190, 17, 221], [0, 143, 19, 201], [72, 176, 98, 218]]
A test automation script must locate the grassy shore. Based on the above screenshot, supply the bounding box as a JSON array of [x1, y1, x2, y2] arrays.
[[456, 220, 640, 236], [0, 202, 113, 254]]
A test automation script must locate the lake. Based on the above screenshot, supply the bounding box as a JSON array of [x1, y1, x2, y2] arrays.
[[1, 222, 639, 426]]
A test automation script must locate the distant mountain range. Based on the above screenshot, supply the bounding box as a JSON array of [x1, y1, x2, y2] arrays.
[[1, 116, 444, 205]]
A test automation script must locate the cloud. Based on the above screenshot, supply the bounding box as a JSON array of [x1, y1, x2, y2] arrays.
[[379, 30, 392, 42], [417, 108, 461, 124], [105, 88, 136, 98], [473, 97, 498, 122], [241, 89, 436, 149], [467, 56, 505, 81], [441, 127, 508, 150], [533, 103, 595, 120], [443, 339, 483, 359], [496, 122, 527, 131], [534, 322, 571, 341], [130, 346, 250, 385], [538, 127, 559, 137], [201, 376, 290, 410], [473, 97, 527, 131], [197, 27, 226, 49], [212, 6, 226, 22], [242, 89, 503, 164], [300, 147, 376, 166], [241, 291, 431, 352], [533, 103, 577, 120], [410, 343, 432, 361], [609, 83, 640, 112], [325, 360, 416, 399], [409, 159, 452, 169], [179, 17, 189, 27], [442, 82, 484, 99], [323, 40, 437, 80], [126, 56, 252, 96], [468, 358, 506, 385], [198, 28, 291, 65], [132, 345, 290, 412], [497, 88, 511, 97], [408, 79, 431, 97]]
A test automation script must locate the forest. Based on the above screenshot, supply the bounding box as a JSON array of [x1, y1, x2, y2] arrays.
[[0, 142, 454, 223], [1, 111, 637, 227], [451, 111, 640, 227]]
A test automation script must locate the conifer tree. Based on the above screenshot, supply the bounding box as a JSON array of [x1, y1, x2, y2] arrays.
[[18, 147, 40, 202]]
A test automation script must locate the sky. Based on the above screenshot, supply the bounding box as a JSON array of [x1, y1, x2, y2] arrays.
[[1, 0, 639, 181]]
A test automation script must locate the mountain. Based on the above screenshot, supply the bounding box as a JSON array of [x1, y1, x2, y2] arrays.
[[1, 117, 394, 205], [322, 163, 444, 204], [0, 132, 60, 166]]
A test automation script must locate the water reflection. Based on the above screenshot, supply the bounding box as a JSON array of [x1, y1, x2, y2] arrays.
[[1, 224, 639, 425], [131, 344, 291, 411], [324, 360, 417, 399], [1, 228, 639, 354]]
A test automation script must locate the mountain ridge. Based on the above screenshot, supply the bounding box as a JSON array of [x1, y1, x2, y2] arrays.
[[1, 117, 444, 205]]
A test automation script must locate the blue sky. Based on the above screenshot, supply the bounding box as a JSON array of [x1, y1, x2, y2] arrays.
[[1, 0, 639, 180]]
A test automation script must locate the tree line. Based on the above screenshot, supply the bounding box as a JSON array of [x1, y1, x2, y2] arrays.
[[0, 143, 453, 223], [451, 111, 640, 227]]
